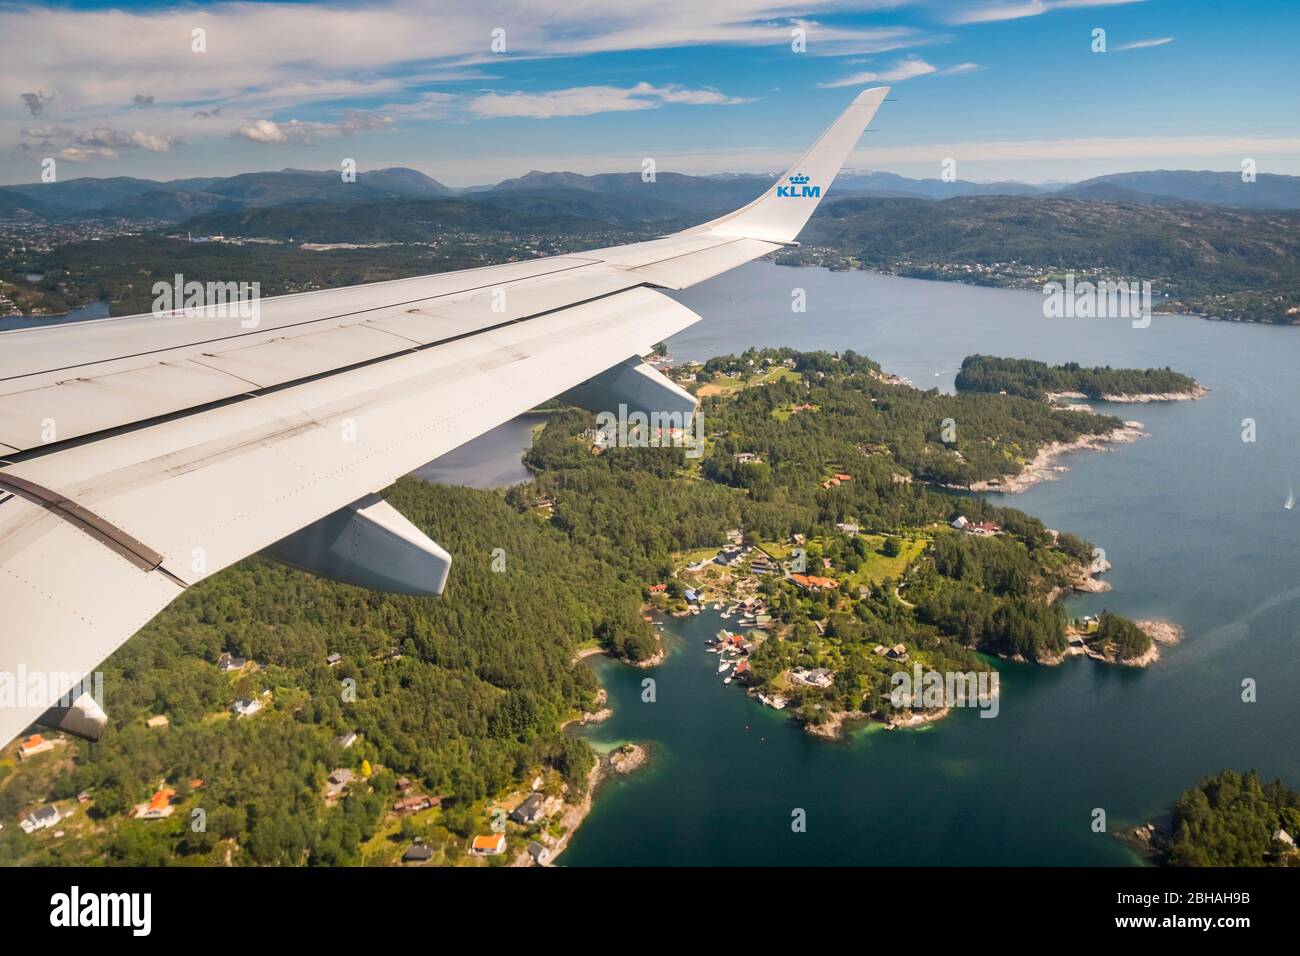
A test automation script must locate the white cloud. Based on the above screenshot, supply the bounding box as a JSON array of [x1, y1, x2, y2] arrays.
[[56, 146, 118, 162], [337, 110, 396, 135], [468, 82, 750, 119], [20, 125, 73, 140], [945, 0, 1146, 26], [821, 57, 979, 88], [232, 113, 396, 144], [233, 119, 294, 144], [129, 131, 179, 153], [1114, 36, 1173, 51], [76, 127, 178, 152], [0, 2, 934, 121]]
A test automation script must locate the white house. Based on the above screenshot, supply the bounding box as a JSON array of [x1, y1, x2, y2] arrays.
[[231, 697, 263, 717], [19, 805, 60, 834]]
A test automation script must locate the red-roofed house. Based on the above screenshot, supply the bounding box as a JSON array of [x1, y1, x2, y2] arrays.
[[789, 573, 839, 591], [471, 833, 507, 855], [132, 787, 176, 820], [17, 734, 54, 760]]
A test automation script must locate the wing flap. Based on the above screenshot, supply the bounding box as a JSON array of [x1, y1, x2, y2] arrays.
[[0, 494, 183, 746]]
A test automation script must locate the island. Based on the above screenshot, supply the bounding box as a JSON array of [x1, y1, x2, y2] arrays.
[[955, 354, 1205, 403]]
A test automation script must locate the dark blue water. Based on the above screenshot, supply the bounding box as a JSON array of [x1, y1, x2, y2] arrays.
[[0, 299, 110, 331]]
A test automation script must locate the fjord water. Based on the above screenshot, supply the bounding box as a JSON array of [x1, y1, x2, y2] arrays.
[[550, 261, 1300, 866]]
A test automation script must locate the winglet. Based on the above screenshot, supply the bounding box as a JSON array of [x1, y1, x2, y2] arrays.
[[687, 86, 888, 245]]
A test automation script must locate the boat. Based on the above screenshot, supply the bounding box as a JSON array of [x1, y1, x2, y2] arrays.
[[717, 660, 732, 674], [724, 676, 733, 685]]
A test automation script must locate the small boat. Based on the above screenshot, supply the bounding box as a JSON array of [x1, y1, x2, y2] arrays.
[[718, 660, 732, 674], [712, 603, 720, 610], [724, 676, 733, 685]]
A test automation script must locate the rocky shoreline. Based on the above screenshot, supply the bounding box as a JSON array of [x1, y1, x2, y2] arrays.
[[608, 742, 647, 774], [964, 421, 1148, 494], [1046, 383, 1207, 404], [1068, 619, 1184, 668], [801, 703, 954, 739]]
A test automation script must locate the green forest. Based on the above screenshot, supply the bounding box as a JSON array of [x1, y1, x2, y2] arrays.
[[955, 354, 1200, 401], [0, 482, 626, 866], [1164, 770, 1300, 866]]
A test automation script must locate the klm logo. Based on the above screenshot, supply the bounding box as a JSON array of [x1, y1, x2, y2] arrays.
[[776, 173, 820, 199]]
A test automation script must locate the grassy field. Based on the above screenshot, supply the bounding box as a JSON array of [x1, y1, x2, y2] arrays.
[[758, 533, 929, 588], [771, 400, 820, 422], [694, 365, 800, 399]]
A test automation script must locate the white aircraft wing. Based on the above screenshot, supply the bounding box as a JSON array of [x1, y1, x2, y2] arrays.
[[0, 88, 887, 746]]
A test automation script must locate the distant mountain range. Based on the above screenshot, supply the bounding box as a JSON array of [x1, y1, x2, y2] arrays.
[[1055, 170, 1300, 209], [2, 165, 1298, 223], [0, 167, 453, 221]]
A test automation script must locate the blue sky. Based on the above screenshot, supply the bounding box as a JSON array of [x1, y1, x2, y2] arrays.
[[2, 0, 1297, 186]]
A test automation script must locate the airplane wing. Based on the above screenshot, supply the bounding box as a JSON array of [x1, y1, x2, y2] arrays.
[[0, 88, 888, 746]]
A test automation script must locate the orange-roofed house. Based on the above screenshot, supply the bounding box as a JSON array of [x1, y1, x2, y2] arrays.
[[471, 833, 507, 856], [17, 734, 55, 760], [833, 473, 853, 482], [789, 573, 839, 591], [133, 787, 176, 820]]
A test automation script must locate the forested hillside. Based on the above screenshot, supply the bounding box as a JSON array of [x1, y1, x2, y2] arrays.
[[1165, 770, 1300, 866], [788, 195, 1300, 324], [955, 354, 1201, 401], [0, 483, 637, 865]]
